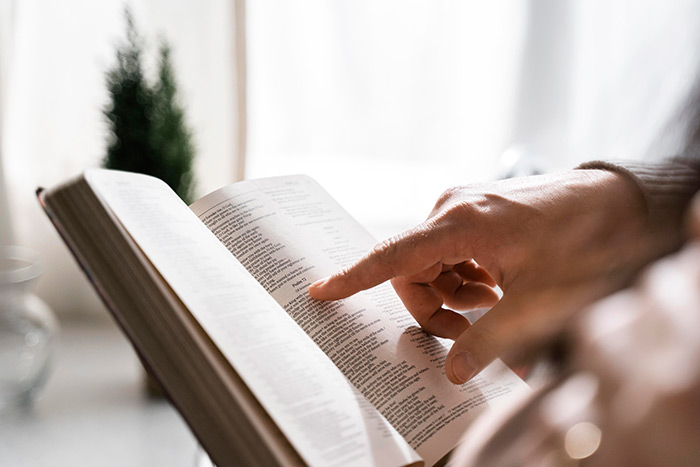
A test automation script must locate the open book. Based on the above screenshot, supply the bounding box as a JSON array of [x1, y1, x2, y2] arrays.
[[39, 170, 529, 467]]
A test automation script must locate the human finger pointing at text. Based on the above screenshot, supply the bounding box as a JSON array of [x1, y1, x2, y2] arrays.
[[310, 170, 649, 384]]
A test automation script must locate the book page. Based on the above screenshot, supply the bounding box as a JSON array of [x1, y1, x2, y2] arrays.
[[85, 169, 422, 467], [191, 175, 530, 466]]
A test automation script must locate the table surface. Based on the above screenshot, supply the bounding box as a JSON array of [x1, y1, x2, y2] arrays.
[[0, 318, 199, 466]]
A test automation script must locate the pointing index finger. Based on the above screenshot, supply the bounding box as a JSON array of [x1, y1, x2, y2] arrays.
[[309, 222, 464, 300]]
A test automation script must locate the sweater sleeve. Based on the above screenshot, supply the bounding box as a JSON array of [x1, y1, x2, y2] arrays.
[[578, 159, 700, 229]]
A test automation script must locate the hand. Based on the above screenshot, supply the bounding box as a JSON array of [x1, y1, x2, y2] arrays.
[[310, 170, 650, 384]]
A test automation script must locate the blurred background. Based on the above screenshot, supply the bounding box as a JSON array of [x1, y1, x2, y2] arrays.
[[2, 0, 700, 319], [2, 0, 700, 465]]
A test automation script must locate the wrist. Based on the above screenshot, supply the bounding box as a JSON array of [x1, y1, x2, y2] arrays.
[[578, 159, 700, 235]]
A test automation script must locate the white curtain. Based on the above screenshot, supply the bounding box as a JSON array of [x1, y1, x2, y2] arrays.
[[2, 0, 699, 317], [246, 0, 528, 237], [1, 0, 244, 316], [0, 0, 14, 246], [246, 0, 700, 238]]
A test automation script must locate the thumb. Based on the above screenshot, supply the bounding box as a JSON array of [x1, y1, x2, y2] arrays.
[[444, 295, 521, 384], [444, 285, 592, 384]]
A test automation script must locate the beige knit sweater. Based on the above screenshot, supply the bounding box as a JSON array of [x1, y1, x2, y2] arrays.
[[580, 159, 700, 232]]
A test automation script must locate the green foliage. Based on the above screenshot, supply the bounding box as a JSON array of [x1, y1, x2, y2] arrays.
[[103, 9, 196, 203], [151, 43, 196, 204]]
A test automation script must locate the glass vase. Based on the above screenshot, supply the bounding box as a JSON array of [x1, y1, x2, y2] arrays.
[[0, 246, 58, 410]]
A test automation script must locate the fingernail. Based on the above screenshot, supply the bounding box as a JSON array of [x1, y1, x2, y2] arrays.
[[310, 277, 328, 289], [451, 352, 478, 384]]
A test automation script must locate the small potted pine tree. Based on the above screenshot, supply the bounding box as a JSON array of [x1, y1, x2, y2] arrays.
[[104, 9, 195, 204]]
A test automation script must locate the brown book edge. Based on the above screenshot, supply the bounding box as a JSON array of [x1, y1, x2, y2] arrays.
[[37, 185, 306, 467]]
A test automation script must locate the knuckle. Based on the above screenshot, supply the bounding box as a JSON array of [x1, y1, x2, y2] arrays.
[[433, 186, 463, 212], [433, 191, 483, 224], [433, 186, 483, 215], [452, 196, 488, 220]]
